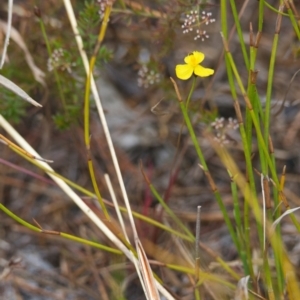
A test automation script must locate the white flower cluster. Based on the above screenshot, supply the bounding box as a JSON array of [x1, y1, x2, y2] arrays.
[[182, 10, 215, 42], [194, 29, 209, 41], [47, 48, 75, 73], [211, 117, 239, 147], [227, 117, 239, 130], [211, 117, 225, 130], [137, 65, 160, 89], [201, 11, 216, 25], [214, 132, 230, 146], [182, 10, 198, 34]]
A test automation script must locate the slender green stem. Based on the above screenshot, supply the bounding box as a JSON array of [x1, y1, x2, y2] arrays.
[[220, 10, 257, 277], [262, 0, 288, 16], [0, 204, 122, 254], [148, 182, 195, 240], [177, 95, 240, 253], [186, 76, 196, 109], [222, 36, 279, 185], [194, 289, 200, 300], [0, 204, 40, 232], [270, 150, 284, 294], [61, 232, 122, 254], [165, 263, 236, 289], [230, 172, 251, 276], [286, 3, 300, 40], [229, 0, 249, 69], [179, 101, 207, 170], [258, 0, 265, 31], [38, 14, 67, 112], [230, 173, 242, 246], [264, 18, 280, 155], [226, 64, 258, 265], [263, 251, 276, 300], [220, 0, 228, 39], [83, 6, 113, 219]]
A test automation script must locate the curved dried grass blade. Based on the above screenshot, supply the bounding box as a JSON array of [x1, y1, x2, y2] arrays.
[[104, 174, 128, 240], [272, 207, 300, 229], [0, 134, 51, 162], [234, 275, 250, 300], [0, 0, 13, 68], [260, 174, 266, 251], [0, 74, 42, 107], [136, 238, 160, 300], [0, 20, 45, 86]]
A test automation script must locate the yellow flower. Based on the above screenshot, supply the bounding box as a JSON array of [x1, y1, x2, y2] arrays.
[[175, 51, 214, 80]]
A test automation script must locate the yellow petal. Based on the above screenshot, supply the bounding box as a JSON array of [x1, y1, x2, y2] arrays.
[[175, 64, 193, 80], [192, 51, 205, 64], [194, 65, 214, 77], [184, 51, 204, 66]]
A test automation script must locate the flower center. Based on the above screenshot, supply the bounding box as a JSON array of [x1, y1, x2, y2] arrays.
[[189, 56, 198, 68]]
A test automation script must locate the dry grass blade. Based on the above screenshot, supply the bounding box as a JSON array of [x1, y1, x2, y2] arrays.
[[0, 74, 42, 107], [0, 0, 12, 68], [195, 206, 201, 282], [104, 174, 128, 240], [62, 0, 138, 238], [261, 174, 266, 251], [136, 238, 160, 300], [0, 133, 52, 162], [62, 2, 172, 297], [272, 207, 300, 229], [0, 20, 45, 85], [234, 275, 250, 300]]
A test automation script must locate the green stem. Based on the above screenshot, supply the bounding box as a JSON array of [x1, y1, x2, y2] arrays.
[[0, 204, 122, 254], [230, 172, 251, 276], [38, 15, 67, 112], [258, 0, 265, 31], [264, 22, 279, 156], [186, 76, 196, 109], [148, 182, 195, 240], [229, 0, 249, 69], [177, 94, 240, 252], [286, 3, 300, 40], [83, 6, 113, 220], [222, 36, 279, 185]]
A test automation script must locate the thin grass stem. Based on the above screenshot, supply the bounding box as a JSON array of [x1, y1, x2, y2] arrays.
[[37, 10, 67, 112], [0, 204, 122, 254], [171, 77, 240, 255], [285, 0, 300, 40], [142, 166, 194, 240], [229, 0, 249, 69], [264, 6, 282, 155]]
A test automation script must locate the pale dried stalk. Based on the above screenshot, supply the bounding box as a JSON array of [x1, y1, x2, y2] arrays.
[[261, 174, 266, 252], [0, 74, 41, 107], [0, 21, 45, 85], [63, 1, 171, 298], [104, 173, 128, 240], [0, 0, 12, 68], [272, 207, 300, 229], [234, 275, 250, 300], [136, 239, 160, 300], [62, 0, 137, 240]]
